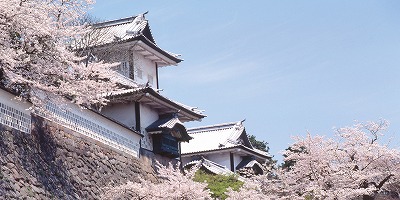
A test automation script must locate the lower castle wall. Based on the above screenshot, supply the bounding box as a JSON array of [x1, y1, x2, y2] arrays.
[[0, 116, 156, 199], [140, 148, 180, 168]]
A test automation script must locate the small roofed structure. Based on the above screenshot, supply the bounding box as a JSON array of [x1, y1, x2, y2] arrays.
[[181, 121, 271, 175], [146, 113, 191, 158], [146, 113, 191, 141], [235, 157, 265, 177], [184, 157, 233, 175]]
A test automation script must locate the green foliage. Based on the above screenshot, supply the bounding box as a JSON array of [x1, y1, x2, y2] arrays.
[[247, 134, 269, 152], [247, 134, 277, 173], [281, 146, 307, 171], [193, 169, 243, 200]]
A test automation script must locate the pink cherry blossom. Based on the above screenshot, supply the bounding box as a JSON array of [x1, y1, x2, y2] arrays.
[[0, 0, 121, 110]]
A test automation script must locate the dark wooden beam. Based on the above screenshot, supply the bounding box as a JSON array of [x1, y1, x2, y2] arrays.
[[230, 152, 234, 172], [156, 62, 159, 89], [128, 49, 134, 80], [135, 102, 141, 132]]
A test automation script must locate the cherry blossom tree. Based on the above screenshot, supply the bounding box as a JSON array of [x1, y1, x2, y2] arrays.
[[224, 167, 302, 200], [225, 177, 289, 200], [100, 120, 400, 200], [101, 162, 211, 200], [225, 179, 266, 200], [0, 0, 122, 109], [226, 120, 400, 200], [280, 120, 400, 200]]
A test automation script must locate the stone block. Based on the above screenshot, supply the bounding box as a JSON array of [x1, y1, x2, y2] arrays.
[[70, 169, 78, 176], [6, 162, 15, 169], [11, 182, 20, 191], [30, 185, 42, 194]]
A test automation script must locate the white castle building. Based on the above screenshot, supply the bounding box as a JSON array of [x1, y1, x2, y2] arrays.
[[0, 12, 269, 172]]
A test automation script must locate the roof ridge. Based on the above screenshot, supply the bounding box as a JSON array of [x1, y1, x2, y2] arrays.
[[188, 121, 243, 133], [92, 16, 137, 28], [93, 11, 149, 28]]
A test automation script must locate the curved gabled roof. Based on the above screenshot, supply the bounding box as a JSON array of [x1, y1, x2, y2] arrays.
[[78, 13, 182, 66], [181, 121, 271, 159], [182, 121, 247, 153], [91, 14, 151, 43]]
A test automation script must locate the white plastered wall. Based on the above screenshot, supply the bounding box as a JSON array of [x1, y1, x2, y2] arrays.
[[44, 101, 142, 157], [233, 153, 242, 172], [133, 51, 157, 87], [139, 103, 159, 150], [100, 102, 136, 129], [206, 152, 231, 169], [0, 89, 31, 114]]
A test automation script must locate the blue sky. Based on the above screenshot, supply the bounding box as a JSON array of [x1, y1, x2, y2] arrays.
[[90, 0, 400, 162]]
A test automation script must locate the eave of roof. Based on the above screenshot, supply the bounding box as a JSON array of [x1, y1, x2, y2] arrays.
[[105, 87, 206, 122], [144, 87, 205, 118], [236, 157, 264, 170], [129, 35, 183, 65], [181, 145, 271, 160], [184, 157, 234, 175], [92, 15, 138, 29], [90, 36, 182, 66], [86, 13, 182, 66], [188, 121, 241, 133]]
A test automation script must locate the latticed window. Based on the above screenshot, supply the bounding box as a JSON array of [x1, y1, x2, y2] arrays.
[[119, 61, 129, 77], [152, 133, 179, 158], [43, 102, 140, 157], [0, 102, 31, 134]]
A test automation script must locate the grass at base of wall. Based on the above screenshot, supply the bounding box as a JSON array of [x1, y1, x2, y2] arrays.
[[193, 169, 243, 200]]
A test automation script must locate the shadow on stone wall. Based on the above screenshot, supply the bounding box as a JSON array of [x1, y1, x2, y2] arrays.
[[0, 115, 156, 199], [30, 116, 76, 198], [0, 117, 70, 199]]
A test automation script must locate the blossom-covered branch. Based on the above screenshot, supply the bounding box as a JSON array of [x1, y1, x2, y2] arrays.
[[102, 162, 211, 200], [0, 0, 122, 109]]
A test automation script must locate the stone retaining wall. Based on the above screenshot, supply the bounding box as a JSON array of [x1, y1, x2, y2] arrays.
[[0, 115, 156, 199]]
